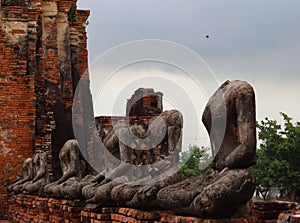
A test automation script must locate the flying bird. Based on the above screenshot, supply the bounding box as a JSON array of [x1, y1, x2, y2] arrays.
[[205, 35, 210, 39]]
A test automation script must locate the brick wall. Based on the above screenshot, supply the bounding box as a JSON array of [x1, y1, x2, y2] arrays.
[[9, 195, 300, 223], [95, 116, 154, 129], [126, 88, 163, 116], [0, 0, 90, 219], [252, 201, 299, 223], [0, 5, 38, 219], [8, 194, 260, 223]]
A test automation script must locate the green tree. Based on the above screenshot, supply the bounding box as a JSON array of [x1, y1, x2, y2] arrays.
[[2, 0, 25, 6], [68, 4, 78, 22], [179, 145, 212, 179], [250, 113, 300, 200]]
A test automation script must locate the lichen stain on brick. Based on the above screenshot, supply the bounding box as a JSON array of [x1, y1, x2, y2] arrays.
[[1, 21, 28, 35], [0, 129, 13, 142], [0, 129, 14, 155], [0, 142, 10, 156], [0, 0, 91, 219], [3, 164, 12, 174]]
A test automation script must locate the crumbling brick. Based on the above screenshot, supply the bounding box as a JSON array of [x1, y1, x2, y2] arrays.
[[0, 0, 90, 219]]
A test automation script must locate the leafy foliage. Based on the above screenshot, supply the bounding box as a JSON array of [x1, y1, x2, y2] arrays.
[[250, 113, 300, 200], [179, 145, 212, 179], [2, 0, 26, 6], [68, 4, 78, 22]]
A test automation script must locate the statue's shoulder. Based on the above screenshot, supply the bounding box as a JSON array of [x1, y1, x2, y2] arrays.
[[60, 139, 79, 154], [222, 80, 255, 98], [230, 80, 253, 89]]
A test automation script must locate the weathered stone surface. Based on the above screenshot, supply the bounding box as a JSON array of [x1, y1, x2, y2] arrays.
[[7, 150, 48, 196], [7, 158, 34, 194], [202, 80, 256, 171], [43, 139, 87, 198], [22, 150, 48, 195], [157, 168, 255, 218], [0, 1, 90, 218], [110, 171, 182, 208], [8, 194, 260, 223], [84, 90, 183, 206], [126, 88, 163, 116], [157, 80, 257, 218], [85, 108, 183, 208], [253, 201, 297, 211], [252, 209, 283, 220], [252, 201, 299, 222], [81, 122, 122, 201]]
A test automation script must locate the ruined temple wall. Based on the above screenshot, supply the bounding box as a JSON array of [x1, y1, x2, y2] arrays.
[[8, 195, 300, 223], [34, 0, 91, 181], [0, 5, 40, 219], [95, 116, 154, 129], [0, 0, 90, 219], [8, 194, 260, 223], [126, 88, 163, 116], [69, 8, 93, 166]]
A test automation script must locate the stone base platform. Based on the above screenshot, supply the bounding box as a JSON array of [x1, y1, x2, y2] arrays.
[[7, 194, 260, 223], [252, 201, 299, 223]]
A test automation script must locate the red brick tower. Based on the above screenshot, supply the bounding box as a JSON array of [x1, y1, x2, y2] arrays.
[[0, 0, 90, 219], [126, 88, 163, 116]]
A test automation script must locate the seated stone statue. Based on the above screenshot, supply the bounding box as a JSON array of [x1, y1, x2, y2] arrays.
[[110, 109, 183, 208], [22, 150, 48, 195], [204, 80, 256, 171], [82, 121, 127, 206], [157, 80, 257, 218], [43, 139, 86, 198], [7, 157, 33, 194], [85, 109, 183, 208], [82, 124, 123, 200]]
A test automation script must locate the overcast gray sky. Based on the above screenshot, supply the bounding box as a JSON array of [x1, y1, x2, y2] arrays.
[[77, 0, 300, 149]]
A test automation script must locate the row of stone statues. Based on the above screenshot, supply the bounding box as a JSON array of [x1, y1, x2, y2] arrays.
[[8, 109, 184, 202], [7, 150, 48, 195], [8, 80, 257, 218]]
